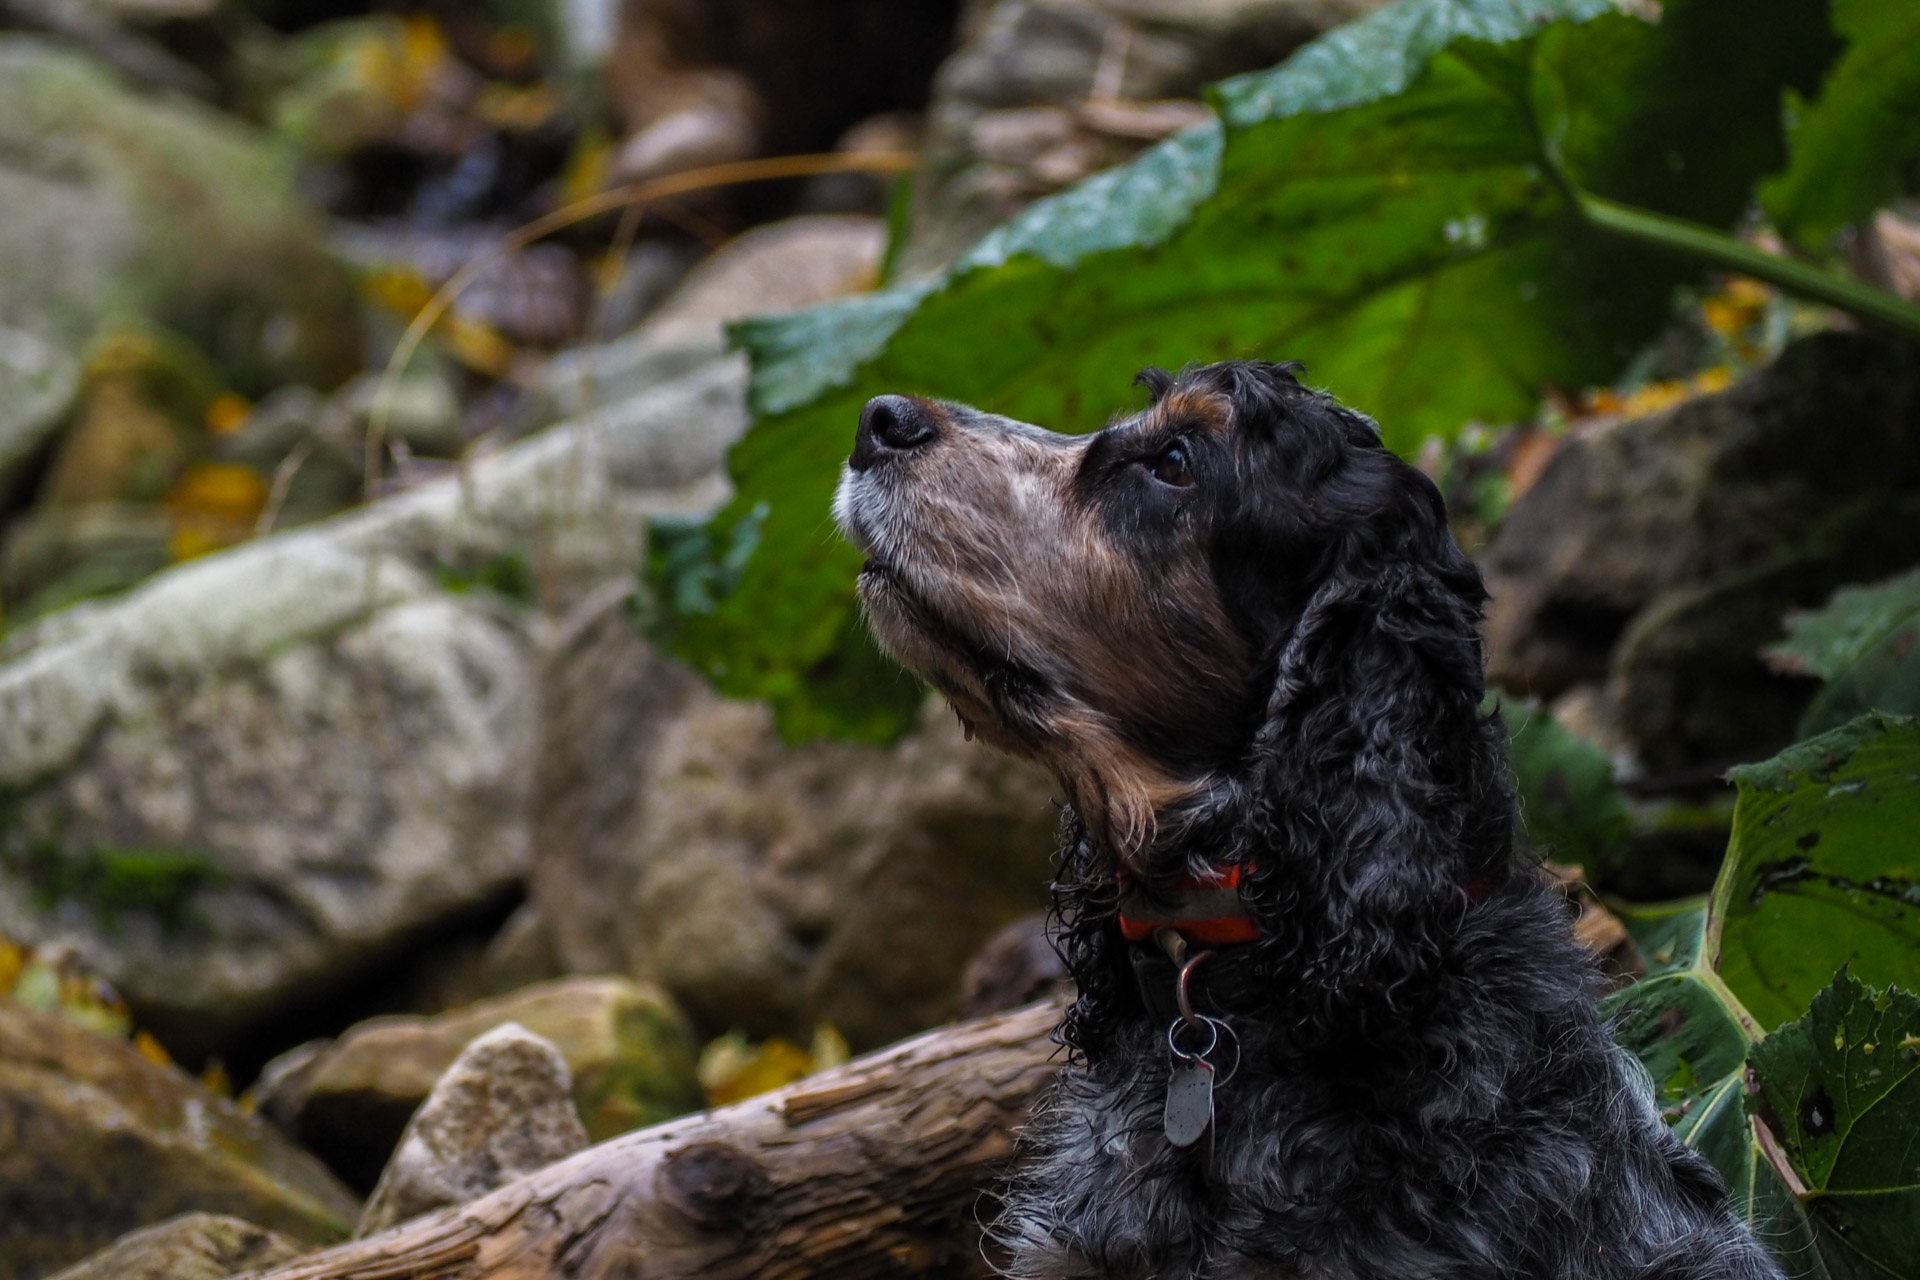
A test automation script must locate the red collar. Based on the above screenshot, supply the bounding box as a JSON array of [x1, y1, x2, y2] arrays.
[[1118, 865, 1260, 946], [1118, 864, 1499, 949]]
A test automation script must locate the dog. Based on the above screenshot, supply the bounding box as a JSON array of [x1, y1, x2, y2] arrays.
[[832, 361, 1782, 1280]]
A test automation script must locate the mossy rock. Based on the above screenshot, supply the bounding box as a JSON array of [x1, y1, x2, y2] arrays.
[[0, 999, 357, 1280], [263, 977, 703, 1191]]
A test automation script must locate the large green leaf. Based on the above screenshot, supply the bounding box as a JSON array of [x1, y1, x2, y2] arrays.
[[1748, 970, 1920, 1278], [1761, 0, 1920, 248], [1603, 716, 1920, 1275], [649, 0, 1837, 739], [1767, 569, 1920, 737], [1498, 698, 1630, 873], [1602, 915, 1825, 1272], [1714, 714, 1920, 1030]]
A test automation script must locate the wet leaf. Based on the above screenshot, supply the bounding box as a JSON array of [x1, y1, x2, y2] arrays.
[[1617, 897, 1710, 979], [1761, 0, 1920, 249], [651, 0, 1837, 739], [1768, 569, 1920, 736], [1716, 715, 1920, 1030], [1601, 917, 1824, 1269], [1606, 718, 1920, 1275], [1498, 698, 1631, 873], [1748, 971, 1920, 1277]]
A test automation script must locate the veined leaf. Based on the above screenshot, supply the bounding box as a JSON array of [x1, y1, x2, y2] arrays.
[[1602, 914, 1824, 1272], [1748, 970, 1920, 1278], [1498, 698, 1631, 873], [1761, 0, 1920, 248], [1715, 715, 1920, 1030], [1617, 896, 1709, 980], [1768, 569, 1920, 737], [1605, 716, 1920, 1276], [651, 0, 1836, 739]]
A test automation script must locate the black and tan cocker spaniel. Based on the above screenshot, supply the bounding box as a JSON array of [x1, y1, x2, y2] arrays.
[[833, 361, 1781, 1280]]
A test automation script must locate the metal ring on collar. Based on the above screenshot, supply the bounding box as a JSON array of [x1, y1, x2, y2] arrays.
[[1168, 1014, 1220, 1062]]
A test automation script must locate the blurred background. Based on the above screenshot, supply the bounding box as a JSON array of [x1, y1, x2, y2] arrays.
[[1, 0, 1917, 1276]]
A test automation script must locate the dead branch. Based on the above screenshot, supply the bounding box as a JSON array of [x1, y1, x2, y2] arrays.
[[240, 998, 1066, 1280]]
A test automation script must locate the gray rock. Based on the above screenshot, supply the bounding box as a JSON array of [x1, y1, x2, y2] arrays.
[[0, 999, 356, 1280], [0, 322, 80, 504], [898, 0, 1384, 275], [0, 0, 213, 109], [0, 37, 359, 397], [959, 912, 1068, 1018], [1484, 331, 1920, 775], [0, 356, 747, 1062], [258, 977, 700, 1195], [533, 588, 1060, 1049], [40, 1213, 304, 1280], [0, 210, 927, 1066], [589, 240, 704, 340], [527, 215, 886, 429], [355, 1023, 590, 1237], [0, 539, 540, 1061]]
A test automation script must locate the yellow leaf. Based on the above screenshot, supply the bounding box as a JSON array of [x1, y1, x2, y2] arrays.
[[363, 265, 435, 316], [443, 315, 515, 377], [698, 1032, 818, 1106], [559, 129, 612, 209], [0, 938, 21, 996], [205, 393, 252, 436], [168, 462, 268, 523], [473, 83, 560, 132], [167, 462, 269, 561], [362, 265, 515, 375], [133, 1029, 173, 1067], [1617, 379, 1694, 417]]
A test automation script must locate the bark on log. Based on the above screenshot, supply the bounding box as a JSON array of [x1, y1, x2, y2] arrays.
[[240, 998, 1066, 1280]]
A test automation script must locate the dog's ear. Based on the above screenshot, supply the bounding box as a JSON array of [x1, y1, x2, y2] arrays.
[[1232, 421, 1512, 1018], [1247, 559, 1510, 1019]]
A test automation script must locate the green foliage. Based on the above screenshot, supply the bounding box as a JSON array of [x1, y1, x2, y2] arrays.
[[1606, 715, 1920, 1276], [1, 785, 224, 932], [1769, 569, 1920, 736], [1603, 925, 1817, 1261], [1616, 897, 1709, 979], [7, 840, 223, 933], [1748, 970, 1920, 1278], [1762, 0, 1920, 249], [434, 549, 537, 606], [1718, 714, 1920, 1029], [648, 0, 1839, 740], [1497, 699, 1630, 873], [642, 502, 769, 625]]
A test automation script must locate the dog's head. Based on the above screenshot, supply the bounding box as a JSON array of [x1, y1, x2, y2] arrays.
[[832, 360, 1486, 866]]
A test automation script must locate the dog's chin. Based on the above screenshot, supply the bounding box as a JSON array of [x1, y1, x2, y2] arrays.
[[856, 560, 1030, 751], [855, 558, 954, 682]]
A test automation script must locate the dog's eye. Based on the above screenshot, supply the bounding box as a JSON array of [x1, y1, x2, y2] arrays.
[[1147, 442, 1194, 488]]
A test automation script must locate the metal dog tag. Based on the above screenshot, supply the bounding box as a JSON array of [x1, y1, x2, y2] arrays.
[[1163, 1056, 1215, 1147]]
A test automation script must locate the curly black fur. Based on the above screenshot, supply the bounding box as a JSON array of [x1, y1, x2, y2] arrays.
[[836, 361, 1784, 1280]]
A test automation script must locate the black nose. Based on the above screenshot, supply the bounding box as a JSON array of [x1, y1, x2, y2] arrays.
[[851, 395, 936, 470]]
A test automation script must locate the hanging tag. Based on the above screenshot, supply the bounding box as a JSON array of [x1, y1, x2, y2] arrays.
[[1163, 1055, 1215, 1147]]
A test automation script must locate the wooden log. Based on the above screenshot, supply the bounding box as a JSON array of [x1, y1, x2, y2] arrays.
[[239, 998, 1066, 1280], [238, 877, 1631, 1280]]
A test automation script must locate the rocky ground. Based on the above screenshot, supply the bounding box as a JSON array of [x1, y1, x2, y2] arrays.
[[0, 2, 1402, 1274], [3, 1, 1917, 1277]]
